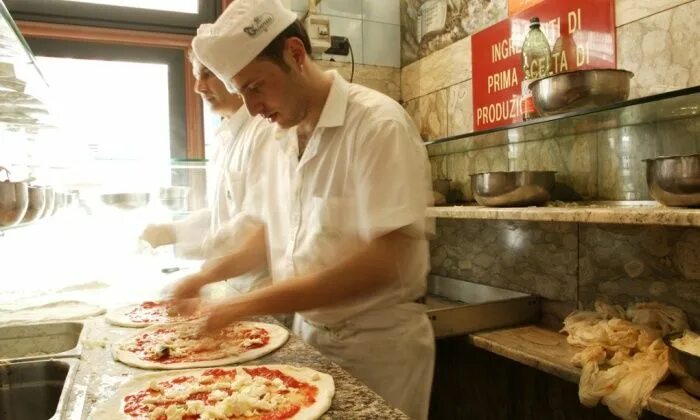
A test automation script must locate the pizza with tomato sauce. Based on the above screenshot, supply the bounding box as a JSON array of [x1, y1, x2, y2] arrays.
[[106, 301, 203, 328], [91, 365, 334, 420], [112, 321, 289, 369]]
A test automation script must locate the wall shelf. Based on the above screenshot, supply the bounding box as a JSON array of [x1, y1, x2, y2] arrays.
[[470, 325, 700, 420], [427, 201, 700, 227]]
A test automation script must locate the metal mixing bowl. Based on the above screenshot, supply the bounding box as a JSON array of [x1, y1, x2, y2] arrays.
[[100, 192, 150, 210], [0, 180, 28, 227], [21, 185, 46, 223], [664, 332, 700, 398], [530, 69, 634, 116], [644, 153, 700, 207], [159, 186, 190, 211], [40, 187, 55, 218], [470, 171, 556, 207]]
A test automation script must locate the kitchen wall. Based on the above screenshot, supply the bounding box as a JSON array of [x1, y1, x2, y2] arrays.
[[291, 0, 402, 100], [401, 0, 700, 141]]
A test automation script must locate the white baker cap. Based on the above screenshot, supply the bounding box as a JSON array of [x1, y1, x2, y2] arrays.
[[192, 0, 297, 92]]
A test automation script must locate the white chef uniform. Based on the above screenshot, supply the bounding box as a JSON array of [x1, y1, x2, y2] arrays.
[[173, 107, 270, 294], [244, 71, 436, 420]]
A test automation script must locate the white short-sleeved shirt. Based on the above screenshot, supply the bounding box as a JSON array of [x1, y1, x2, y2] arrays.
[[245, 71, 433, 326], [174, 107, 272, 292]]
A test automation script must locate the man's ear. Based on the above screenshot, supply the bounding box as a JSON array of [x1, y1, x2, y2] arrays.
[[285, 37, 308, 71]]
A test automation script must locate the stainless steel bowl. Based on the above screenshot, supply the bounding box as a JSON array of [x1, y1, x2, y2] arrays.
[[470, 171, 556, 207], [644, 153, 700, 207], [530, 69, 634, 116], [40, 187, 55, 218], [101, 192, 150, 210], [21, 185, 46, 223], [159, 186, 190, 211], [664, 332, 700, 398], [0, 180, 28, 227]]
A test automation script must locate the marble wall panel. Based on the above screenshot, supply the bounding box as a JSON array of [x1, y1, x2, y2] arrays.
[[615, 0, 694, 27], [401, 36, 472, 102], [400, 0, 507, 67], [316, 60, 401, 101], [430, 219, 579, 300], [617, 0, 700, 99], [578, 224, 700, 328], [418, 89, 448, 141], [447, 79, 474, 136]]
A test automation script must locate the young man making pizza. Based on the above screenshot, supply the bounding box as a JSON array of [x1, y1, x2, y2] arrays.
[[172, 1, 435, 419], [141, 53, 270, 295]]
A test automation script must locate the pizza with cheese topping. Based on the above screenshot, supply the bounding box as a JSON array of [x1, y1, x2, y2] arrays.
[[106, 301, 204, 328], [113, 321, 289, 369], [91, 364, 335, 420]]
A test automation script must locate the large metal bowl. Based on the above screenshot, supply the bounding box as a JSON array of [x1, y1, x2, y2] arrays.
[[664, 332, 700, 398], [21, 185, 46, 223], [644, 153, 700, 207], [470, 171, 556, 207], [0, 180, 28, 227], [159, 186, 190, 211], [39, 187, 55, 218], [101, 192, 150, 210], [530, 69, 634, 116]]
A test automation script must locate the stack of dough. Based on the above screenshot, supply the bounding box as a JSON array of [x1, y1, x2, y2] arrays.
[[561, 300, 689, 419]]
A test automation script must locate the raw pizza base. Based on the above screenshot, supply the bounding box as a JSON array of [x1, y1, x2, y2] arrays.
[[105, 301, 203, 328], [112, 321, 289, 370], [0, 300, 105, 326], [91, 364, 335, 420]]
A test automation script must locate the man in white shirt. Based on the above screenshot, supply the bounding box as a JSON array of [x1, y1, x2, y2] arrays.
[[172, 1, 435, 418], [141, 52, 269, 294]]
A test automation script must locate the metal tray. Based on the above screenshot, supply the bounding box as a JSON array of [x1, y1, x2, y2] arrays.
[[0, 322, 84, 362], [426, 276, 540, 338], [0, 358, 79, 420]]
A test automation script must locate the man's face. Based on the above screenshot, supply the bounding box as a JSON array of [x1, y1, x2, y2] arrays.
[[193, 64, 238, 114], [231, 55, 308, 129]]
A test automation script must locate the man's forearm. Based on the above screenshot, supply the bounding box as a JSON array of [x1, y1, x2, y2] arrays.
[[201, 225, 268, 281], [219, 231, 405, 316]]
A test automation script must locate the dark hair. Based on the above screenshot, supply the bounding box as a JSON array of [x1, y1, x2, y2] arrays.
[[256, 20, 312, 72]]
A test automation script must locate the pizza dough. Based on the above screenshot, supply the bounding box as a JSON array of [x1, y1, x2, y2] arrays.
[[106, 301, 203, 328], [112, 321, 289, 370], [0, 300, 105, 326], [91, 364, 334, 420]]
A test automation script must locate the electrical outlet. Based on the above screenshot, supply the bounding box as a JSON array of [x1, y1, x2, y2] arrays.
[[325, 36, 350, 56]]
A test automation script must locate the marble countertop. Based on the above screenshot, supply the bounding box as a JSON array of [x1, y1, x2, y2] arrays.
[[62, 316, 408, 420], [469, 325, 700, 420], [427, 201, 700, 227]]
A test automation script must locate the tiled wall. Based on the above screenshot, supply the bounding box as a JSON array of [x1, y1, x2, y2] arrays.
[[431, 219, 700, 330], [291, 0, 402, 68], [401, 0, 700, 141]]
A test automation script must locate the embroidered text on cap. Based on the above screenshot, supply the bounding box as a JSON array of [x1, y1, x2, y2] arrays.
[[244, 14, 274, 37]]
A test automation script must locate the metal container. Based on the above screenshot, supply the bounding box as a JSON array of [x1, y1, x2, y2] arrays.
[[530, 69, 633, 116], [470, 171, 556, 207], [0, 358, 79, 420], [20, 185, 46, 223], [39, 187, 55, 218], [643, 153, 700, 207], [0, 174, 28, 228], [664, 332, 700, 398], [0, 322, 84, 362], [101, 192, 150, 210], [425, 276, 540, 338], [159, 186, 190, 211]]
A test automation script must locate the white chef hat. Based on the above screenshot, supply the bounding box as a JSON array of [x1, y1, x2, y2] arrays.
[[192, 0, 297, 93]]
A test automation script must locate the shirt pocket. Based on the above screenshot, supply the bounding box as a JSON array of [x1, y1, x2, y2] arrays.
[[224, 170, 246, 209]]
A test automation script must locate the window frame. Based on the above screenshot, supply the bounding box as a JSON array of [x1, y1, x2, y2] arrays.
[[6, 0, 221, 34]]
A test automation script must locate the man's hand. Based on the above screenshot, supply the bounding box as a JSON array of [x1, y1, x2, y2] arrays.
[[202, 300, 246, 334], [170, 272, 210, 315], [140, 223, 176, 248]]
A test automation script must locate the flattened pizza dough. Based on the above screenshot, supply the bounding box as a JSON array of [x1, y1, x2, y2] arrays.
[[106, 301, 203, 328], [91, 364, 334, 420], [0, 300, 105, 326], [112, 321, 289, 369]]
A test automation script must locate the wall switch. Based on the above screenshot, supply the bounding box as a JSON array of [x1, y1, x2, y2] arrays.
[[304, 13, 331, 54]]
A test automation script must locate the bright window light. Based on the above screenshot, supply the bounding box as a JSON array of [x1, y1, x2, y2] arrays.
[[61, 0, 199, 14]]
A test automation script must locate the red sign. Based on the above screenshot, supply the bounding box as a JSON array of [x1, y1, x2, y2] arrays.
[[509, 0, 545, 16], [471, 0, 616, 131]]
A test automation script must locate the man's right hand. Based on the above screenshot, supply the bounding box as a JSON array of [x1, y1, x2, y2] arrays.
[[141, 223, 176, 248], [170, 272, 210, 315]]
